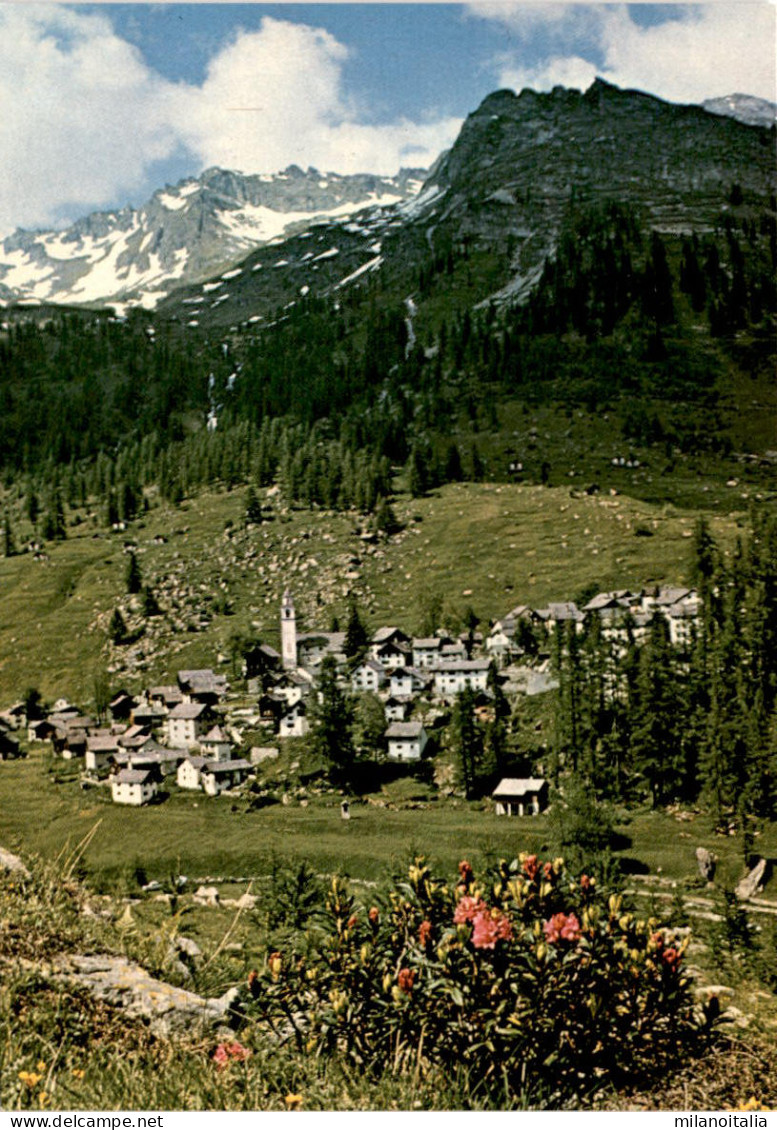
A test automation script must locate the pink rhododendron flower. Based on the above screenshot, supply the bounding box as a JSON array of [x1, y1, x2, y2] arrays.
[[397, 968, 416, 993], [544, 912, 582, 945], [522, 855, 539, 881], [212, 1041, 251, 1070], [471, 908, 513, 950], [458, 860, 474, 886], [662, 946, 681, 972], [453, 895, 487, 924]]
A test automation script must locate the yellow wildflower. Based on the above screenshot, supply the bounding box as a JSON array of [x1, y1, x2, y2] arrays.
[[39, 1092, 51, 1109], [72, 1069, 85, 1080], [18, 1072, 43, 1088], [285, 1093, 303, 1110]]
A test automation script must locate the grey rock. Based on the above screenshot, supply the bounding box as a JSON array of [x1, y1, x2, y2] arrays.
[[735, 857, 768, 901], [695, 846, 717, 881], [193, 885, 220, 906], [53, 953, 232, 1035], [0, 847, 30, 879], [175, 935, 202, 959]]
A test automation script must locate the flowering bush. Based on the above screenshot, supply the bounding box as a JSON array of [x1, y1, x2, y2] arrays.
[[246, 855, 717, 1104]]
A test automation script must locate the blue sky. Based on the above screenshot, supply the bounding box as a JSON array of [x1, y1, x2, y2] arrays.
[[0, 3, 774, 234]]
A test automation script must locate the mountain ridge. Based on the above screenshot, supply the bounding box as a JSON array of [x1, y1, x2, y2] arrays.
[[0, 165, 425, 312]]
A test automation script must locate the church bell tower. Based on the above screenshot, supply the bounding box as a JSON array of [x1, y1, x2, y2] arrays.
[[281, 589, 297, 670]]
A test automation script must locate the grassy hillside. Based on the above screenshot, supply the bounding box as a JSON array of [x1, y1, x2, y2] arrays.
[[0, 479, 751, 706]]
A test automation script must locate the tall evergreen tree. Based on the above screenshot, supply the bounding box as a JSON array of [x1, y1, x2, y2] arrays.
[[125, 552, 142, 595], [452, 686, 482, 798], [344, 597, 369, 660], [310, 656, 355, 782]]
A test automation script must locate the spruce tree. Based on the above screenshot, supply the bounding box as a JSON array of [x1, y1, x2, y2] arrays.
[[452, 686, 482, 798], [310, 656, 355, 782], [3, 514, 14, 558], [345, 597, 369, 660], [125, 552, 142, 595], [245, 484, 263, 525], [108, 608, 128, 645]]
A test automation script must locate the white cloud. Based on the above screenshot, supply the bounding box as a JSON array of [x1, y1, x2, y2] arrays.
[[178, 18, 459, 177], [0, 5, 184, 233], [469, 2, 777, 104], [0, 8, 460, 235]]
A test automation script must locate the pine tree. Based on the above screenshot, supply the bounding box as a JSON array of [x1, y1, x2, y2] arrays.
[[142, 585, 161, 617], [108, 608, 128, 645], [26, 489, 39, 527], [408, 447, 429, 498], [125, 552, 142, 595], [245, 484, 263, 525], [451, 686, 482, 798], [345, 597, 369, 660], [310, 656, 355, 781], [3, 514, 14, 558]]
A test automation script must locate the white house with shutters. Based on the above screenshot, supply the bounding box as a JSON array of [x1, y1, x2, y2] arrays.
[[351, 661, 387, 693], [432, 659, 490, 697], [167, 702, 208, 749], [279, 699, 309, 738], [177, 755, 208, 790], [385, 721, 428, 762], [111, 768, 158, 806], [199, 725, 233, 762]]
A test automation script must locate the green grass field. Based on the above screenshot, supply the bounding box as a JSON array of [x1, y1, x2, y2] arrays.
[[0, 478, 752, 706], [2, 749, 774, 897]]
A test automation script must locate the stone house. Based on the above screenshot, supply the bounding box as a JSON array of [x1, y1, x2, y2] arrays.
[[200, 758, 252, 796], [385, 721, 428, 762], [351, 660, 387, 693], [199, 725, 233, 762], [111, 768, 158, 806], [432, 659, 490, 697], [167, 702, 210, 749]]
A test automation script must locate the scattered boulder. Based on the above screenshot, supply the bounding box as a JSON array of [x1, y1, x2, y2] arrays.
[[695, 846, 718, 882], [735, 857, 768, 901], [0, 847, 30, 878], [175, 936, 203, 960], [193, 885, 220, 906]]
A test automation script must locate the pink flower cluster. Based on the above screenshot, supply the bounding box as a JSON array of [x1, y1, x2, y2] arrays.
[[454, 897, 513, 949], [453, 895, 487, 924], [471, 909, 513, 950], [212, 1041, 251, 1070], [543, 912, 582, 945]]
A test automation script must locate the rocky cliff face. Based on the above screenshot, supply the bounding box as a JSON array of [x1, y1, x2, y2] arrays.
[[159, 79, 776, 328]]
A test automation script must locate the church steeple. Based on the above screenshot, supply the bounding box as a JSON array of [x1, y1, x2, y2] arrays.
[[281, 589, 297, 670]]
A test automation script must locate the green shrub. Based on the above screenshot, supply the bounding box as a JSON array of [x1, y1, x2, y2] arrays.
[[245, 855, 717, 1105]]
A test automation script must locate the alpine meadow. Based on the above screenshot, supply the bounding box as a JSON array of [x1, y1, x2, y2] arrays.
[[1, 8, 777, 1112]]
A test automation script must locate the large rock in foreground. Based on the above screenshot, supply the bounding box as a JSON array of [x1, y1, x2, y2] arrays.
[[53, 953, 239, 1036]]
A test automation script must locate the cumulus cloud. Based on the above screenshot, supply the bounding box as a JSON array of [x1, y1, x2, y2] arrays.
[[178, 18, 459, 177], [0, 8, 460, 234], [0, 5, 184, 233], [468, 2, 777, 104]]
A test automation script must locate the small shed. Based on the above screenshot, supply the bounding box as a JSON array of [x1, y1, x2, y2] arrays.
[[492, 777, 548, 817]]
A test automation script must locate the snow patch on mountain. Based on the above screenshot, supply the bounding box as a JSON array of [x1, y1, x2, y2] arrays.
[[0, 165, 425, 311]]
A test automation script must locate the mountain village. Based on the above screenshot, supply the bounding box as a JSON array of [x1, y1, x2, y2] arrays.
[[0, 581, 701, 815]]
